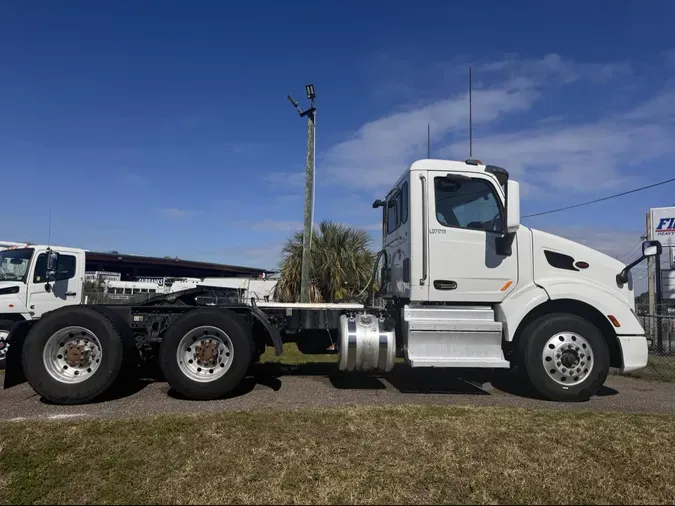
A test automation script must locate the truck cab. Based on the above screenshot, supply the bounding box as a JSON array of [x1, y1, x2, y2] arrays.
[[0, 244, 86, 321], [375, 159, 650, 396]]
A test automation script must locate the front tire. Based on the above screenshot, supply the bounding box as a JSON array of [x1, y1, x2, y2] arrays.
[[519, 313, 610, 402], [159, 309, 253, 400], [21, 307, 129, 404]]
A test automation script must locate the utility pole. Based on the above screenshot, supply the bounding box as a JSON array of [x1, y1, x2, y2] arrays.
[[288, 85, 316, 303], [647, 212, 655, 318]]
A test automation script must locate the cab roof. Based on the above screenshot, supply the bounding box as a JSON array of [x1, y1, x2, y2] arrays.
[[407, 158, 509, 185]]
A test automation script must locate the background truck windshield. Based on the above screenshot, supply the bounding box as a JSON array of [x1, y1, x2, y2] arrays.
[[0, 248, 34, 282]]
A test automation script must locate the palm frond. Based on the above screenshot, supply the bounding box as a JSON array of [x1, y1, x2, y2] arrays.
[[273, 220, 376, 303]]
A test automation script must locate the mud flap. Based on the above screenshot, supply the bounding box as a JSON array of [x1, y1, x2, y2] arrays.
[[3, 320, 33, 389]]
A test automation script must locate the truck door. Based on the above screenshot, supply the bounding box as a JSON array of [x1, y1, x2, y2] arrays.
[[27, 250, 83, 317], [427, 172, 517, 303]]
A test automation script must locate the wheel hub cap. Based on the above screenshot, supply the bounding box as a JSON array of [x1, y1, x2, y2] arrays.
[[43, 326, 103, 384], [542, 332, 594, 387], [195, 340, 219, 367], [176, 326, 234, 383]]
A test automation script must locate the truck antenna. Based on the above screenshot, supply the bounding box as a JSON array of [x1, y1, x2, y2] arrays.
[[47, 210, 52, 249], [468, 66, 473, 158], [427, 123, 431, 158]]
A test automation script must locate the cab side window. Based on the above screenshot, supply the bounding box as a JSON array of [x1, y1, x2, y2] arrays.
[[434, 177, 503, 233], [386, 182, 409, 235], [386, 197, 399, 234], [33, 253, 77, 283]]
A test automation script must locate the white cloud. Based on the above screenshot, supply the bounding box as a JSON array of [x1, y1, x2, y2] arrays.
[[323, 86, 537, 189], [440, 88, 675, 193], [477, 53, 633, 85], [320, 53, 648, 194]]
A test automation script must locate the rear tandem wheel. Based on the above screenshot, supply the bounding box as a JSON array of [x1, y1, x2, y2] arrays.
[[21, 306, 136, 404], [158, 308, 254, 400]]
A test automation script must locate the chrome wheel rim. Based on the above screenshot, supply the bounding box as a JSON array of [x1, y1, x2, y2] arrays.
[[43, 326, 103, 384], [0, 330, 9, 361], [542, 332, 594, 387], [176, 326, 234, 382]]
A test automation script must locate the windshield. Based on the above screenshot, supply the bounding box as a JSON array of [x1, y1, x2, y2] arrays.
[[0, 248, 34, 282]]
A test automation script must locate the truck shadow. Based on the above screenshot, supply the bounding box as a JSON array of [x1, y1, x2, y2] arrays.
[[251, 362, 500, 397], [249, 362, 620, 401], [37, 360, 619, 404]]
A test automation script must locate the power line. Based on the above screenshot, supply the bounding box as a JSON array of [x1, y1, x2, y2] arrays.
[[619, 239, 643, 262], [523, 177, 675, 219], [633, 271, 651, 284]]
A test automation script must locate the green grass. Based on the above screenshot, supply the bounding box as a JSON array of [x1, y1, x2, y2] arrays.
[[1, 405, 675, 504], [259, 342, 338, 365]]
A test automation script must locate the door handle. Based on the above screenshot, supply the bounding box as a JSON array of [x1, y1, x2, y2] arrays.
[[433, 280, 457, 290], [65, 291, 77, 296]]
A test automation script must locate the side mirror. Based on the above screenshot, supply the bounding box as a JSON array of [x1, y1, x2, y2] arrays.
[[616, 240, 662, 285], [46, 251, 58, 282], [642, 240, 662, 258], [372, 199, 385, 209], [505, 180, 521, 233]]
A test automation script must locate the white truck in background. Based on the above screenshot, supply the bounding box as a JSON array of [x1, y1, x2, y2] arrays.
[[2, 158, 651, 403], [0, 245, 275, 367]]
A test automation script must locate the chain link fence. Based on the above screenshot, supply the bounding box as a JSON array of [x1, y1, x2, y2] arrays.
[[624, 304, 675, 381]]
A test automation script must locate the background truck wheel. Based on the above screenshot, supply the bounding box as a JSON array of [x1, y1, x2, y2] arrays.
[[159, 308, 253, 400], [21, 307, 130, 405], [519, 313, 610, 402], [0, 319, 16, 370]]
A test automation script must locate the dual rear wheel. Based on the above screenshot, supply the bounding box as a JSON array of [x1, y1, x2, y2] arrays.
[[20, 307, 253, 404]]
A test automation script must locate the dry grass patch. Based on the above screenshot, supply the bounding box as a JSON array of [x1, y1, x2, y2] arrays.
[[1, 405, 675, 504]]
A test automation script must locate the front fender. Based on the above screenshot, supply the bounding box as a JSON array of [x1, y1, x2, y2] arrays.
[[540, 279, 644, 335], [496, 283, 550, 342], [3, 319, 33, 388]]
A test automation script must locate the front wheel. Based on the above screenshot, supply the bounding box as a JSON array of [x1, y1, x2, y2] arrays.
[[519, 313, 610, 402]]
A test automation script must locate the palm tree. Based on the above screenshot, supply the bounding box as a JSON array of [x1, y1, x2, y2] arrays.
[[274, 220, 376, 303]]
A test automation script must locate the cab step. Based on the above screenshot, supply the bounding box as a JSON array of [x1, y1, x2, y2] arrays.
[[402, 305, 510, 368]]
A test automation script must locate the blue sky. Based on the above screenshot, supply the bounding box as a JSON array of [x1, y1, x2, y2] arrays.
[[1, 0, 674, 291]]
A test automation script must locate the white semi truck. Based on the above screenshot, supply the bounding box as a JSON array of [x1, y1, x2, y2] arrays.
[[0, 247, 275, 367], [2, 158, 651, 403]]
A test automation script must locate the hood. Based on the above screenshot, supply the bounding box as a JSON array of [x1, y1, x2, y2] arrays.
[[0, 281, 22, 290], [529, 228, 635, 308]]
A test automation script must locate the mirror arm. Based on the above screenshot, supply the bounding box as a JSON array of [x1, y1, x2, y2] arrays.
[[616, 255, 645, 285]]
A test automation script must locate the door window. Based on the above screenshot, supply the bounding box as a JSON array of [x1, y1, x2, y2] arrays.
[[434, 177, 503, 232], [33, 253, 77, 283]]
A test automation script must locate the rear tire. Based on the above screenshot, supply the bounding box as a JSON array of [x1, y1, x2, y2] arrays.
[[159, 309, 253, 400], [22, 307, 129, 404], [0, 319, 16, 370], [519, 313, 610, 402]]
